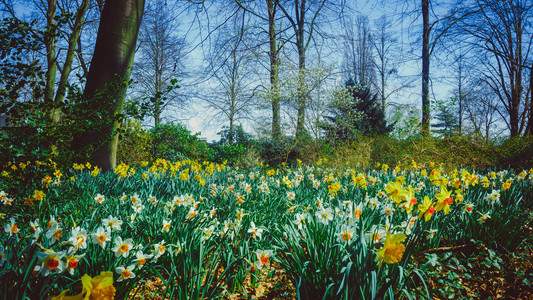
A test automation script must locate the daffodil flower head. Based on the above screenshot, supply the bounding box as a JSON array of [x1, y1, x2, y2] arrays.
[[50, 271, 115, 300], [376, 232, 407, 267], [37, 249, 66, 276], [112, 236, 133, 258], [116, 265, 136, 282]]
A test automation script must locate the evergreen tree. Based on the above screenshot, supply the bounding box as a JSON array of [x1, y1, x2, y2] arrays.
[[321, 80, 393, 141], [432, 97, 458, 137]]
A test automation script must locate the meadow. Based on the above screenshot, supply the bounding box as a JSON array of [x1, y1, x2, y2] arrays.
[[1, 158, 532, 299]]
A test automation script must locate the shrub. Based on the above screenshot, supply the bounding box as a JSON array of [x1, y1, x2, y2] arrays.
[[150, 123, 213, 162], [497, 136, 533, 169], [117, 119, 151, 165]]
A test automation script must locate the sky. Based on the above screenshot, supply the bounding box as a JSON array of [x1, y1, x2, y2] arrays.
[[169, 0, 448, 142], [4, 0, 499, 141]]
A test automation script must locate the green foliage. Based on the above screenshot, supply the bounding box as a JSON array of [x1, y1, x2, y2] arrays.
[[432, 98, 459, 137], [497, 136, 533, 169], [0, 17, 45, 112], [321, 82, 393, 142], [150, 122, 213, 161], [389, 106, 421, 140], [124, 78, 180, 121], [117, 119, 151, 165], [217, 125, 253, 147]]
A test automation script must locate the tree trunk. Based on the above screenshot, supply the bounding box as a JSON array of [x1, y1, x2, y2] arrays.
[[421, 0, 430, 136], [267, 0, 281, 141], [72, 0, 145, 170], [527, 63, 533, 136], [52, 0, 90, 123], [45, 0, 57, 106], [295, 12, 306, 140], [458, 62, 462, 135]]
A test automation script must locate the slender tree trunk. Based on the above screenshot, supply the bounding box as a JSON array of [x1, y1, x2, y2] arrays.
[[527, 74, 533, 135], [229, 106, 235, 144], [458, 62, 462, 135], [296, 42, 306, 139], [72, 0, 145, 170], [52, 0, 90, 123], [381, 33, 385, 110], [45, 0, 57, 106], [421, 0, 430, 136], [510, 23, 523, 137], [267, 0, 281, 141], [295, 16, 306, 140]]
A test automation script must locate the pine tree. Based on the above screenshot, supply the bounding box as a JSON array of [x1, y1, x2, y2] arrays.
[[322, 80, 393, 142]]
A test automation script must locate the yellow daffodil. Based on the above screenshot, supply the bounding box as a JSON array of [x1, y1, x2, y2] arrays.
[[51, 271, 116, 300], [385, 181, 403, 203], [376, 232, 406, 267], [429, 169, 441, 186], [398, 185, 417, 214], [435, 186, 453, 215], [417, 196, 436, 221]]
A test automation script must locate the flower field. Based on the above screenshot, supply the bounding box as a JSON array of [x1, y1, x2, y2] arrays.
[[1, 159, 533, 299]]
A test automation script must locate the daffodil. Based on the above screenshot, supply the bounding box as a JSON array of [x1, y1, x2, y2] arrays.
[[4, 217, 19, 236], [247, 221, 263, 239], [338, 225, 355, 242], [116, 265, 136, 282], [375, 232, 406, 267], [426, 229, 438, 239], [429, 169, 441, 186], [293, 213, 306, 229], [50, 271, 116, 300], [134, 250, 153, 269], [385, 181, 403, 203], [255, 249, 274, 267], [112, 236, 134, 258], [351, 203, 364, 220], [162, 220, 172, 233], [435, 186, 453, 215], [397, 185, 417, 214], [153, 241, 166, 259], [45, 223, 63, 244], [186, 207, 197, 219], [92, 227, 111, 249], [94, 194, 105, 204], [485, 190, 500, 204], [287, 191, 296, 200], [478, 212, 490, 223], [102, 215, 122, 232], [65, 252, 85, 275], [417, 196, 436, 221], [37, 249, 66, 276], [0, 245, 6, 267], [462, 203, 474, 214], [316, 207, 333, 225], [68, 227, 88, 250], [200, 225, 215, 242]]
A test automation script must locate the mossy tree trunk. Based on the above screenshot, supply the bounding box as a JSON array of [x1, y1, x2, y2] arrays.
[[72, 0, 145, 170], [421, 0, 430, 137]]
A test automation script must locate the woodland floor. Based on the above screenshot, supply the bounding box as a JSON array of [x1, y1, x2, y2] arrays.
[[129, 242, 533, 300]]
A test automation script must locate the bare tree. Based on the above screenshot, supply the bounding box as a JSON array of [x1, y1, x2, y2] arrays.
[[234, 0, 285, 141], [463, 80, 502, 140], [274, 0, 329, 139], [340, 14, 375, 88], [132, 0, 186, 127], [458, 0, 533, 137], [202, 10, 258, 144], [408, 0, 480, 136], [370, 15, 413, 111]]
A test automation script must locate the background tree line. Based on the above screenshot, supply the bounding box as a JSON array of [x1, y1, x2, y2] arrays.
[[0, 0, 532, 169]]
